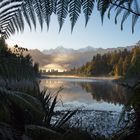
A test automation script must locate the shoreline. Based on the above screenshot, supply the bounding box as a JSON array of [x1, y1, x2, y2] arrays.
[[41, 75, 138, 87], [53, 109, 123, 137], [41, 74, 120, 81]]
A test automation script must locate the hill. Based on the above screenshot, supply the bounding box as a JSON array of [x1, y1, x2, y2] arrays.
[[24, 43, 137, 71]]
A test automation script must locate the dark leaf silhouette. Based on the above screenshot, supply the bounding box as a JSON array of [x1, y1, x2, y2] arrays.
[[0, 0, 139, 37]]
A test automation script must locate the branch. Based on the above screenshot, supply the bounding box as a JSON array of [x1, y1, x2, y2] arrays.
[[110, 0, 140, 16]]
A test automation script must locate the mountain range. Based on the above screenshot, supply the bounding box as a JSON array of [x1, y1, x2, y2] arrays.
[[26, 43, 137, 71]]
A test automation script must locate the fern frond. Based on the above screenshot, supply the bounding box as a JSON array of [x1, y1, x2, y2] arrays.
[[69, 0, 81, 32], [56, 0, 69, 32], [40, 0, 53, 30], [23, 0, 36, 30], [132, 0, 139, 33], [82, 0, 95, 27], [0, 87, 43, 116], [97, 0, 110, 23], [33, 0, 44, 30], [0, 0, 139, 37], [107, 0, 140, 33], [21, 4, 32, 30], [121, 10, 131, 30], [114, 7, 123, 24]]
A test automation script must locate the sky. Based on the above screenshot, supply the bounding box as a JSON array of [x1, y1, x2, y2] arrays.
[[7, 9, 140, 51]]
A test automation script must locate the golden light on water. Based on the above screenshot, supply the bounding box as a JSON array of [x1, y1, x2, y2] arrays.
[[40, 79, 94, 102]]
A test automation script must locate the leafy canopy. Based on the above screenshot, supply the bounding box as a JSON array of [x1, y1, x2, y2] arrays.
[[0, 0, 139, 38]]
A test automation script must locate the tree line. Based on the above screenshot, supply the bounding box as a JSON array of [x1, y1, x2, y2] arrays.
[[0, 37, 39, 82], [73, 44, 140, 79]]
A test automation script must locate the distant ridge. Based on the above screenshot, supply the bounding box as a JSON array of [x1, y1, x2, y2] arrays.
[[24, 49, 52, 66], [25, 41, 138, 70], [43, 46, 75, 54], [43, 46, 98, 54]]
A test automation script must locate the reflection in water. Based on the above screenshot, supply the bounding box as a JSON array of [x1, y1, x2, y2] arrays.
[[40, 78, 132, 111], [79, 81, 131, 105]]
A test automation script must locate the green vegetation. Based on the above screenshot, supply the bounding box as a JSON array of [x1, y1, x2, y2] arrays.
[[74, 45, 140, 80], [0, 38, 39, 81], [0, 87, 79, 140], [0, 37, 40, 95]]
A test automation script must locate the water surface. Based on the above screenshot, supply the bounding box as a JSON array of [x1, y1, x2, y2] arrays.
[[40, 77, 131, 112]]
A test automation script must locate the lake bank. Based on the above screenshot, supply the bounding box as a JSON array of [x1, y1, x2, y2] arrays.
[[52, 109, 126, 138], [114, 77, 140, 88]]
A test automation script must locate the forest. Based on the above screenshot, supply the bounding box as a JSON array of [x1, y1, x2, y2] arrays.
[[74, 44, 140, 80]]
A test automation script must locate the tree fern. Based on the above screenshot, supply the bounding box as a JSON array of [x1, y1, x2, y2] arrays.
[[97, 0, 110, 23], [56, 0, 69, 31], [69, 0, 81, 32], [23, 0, 36, 30], [0, 0, 139, 37], [82, 0, 95, 27], [40, 0, 53, 30], [107, 0, 140, 33], [121, 10, 131, 30], [132, 0, 139, 33], [115, 7, 123, 24], [33, 0, 44, 30], [22, 3, 32, 30]]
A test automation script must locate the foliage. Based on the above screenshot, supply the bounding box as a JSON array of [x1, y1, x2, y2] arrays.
[[0, 37, 78, 140], [0, 86, 77, 140], [0, 0, 139, 38], [126, 46, 140, 78], [0, 37, 39, 83], [75, 45, 140, 79], [111, 81, 140, 140]]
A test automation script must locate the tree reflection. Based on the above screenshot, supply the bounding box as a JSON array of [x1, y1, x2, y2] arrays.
[[41, 79, 132, 107], [79, 81, 132, 105]]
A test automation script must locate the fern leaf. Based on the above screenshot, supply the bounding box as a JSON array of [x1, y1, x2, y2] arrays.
[[97, 0, 110, 23], [115, 7, 123, 24], [40, 0, 53, 30], [132, 0, 139, 33], [108, 3, 115, 19], [121, 10, 130, 31], [34, 0, 44, 30], [24, 0, 36, 29], [69, 0, 81, 32], [82, 0, 94, 27], [56, 0, 69, 32], [22, 4, 32, 30]]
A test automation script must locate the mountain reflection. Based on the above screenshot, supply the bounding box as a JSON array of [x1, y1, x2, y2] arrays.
[[41, 78, 132, 106]]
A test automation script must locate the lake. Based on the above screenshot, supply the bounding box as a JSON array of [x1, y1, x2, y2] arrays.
[[40, 77, 131, 112], [40, 77, 132, 136]]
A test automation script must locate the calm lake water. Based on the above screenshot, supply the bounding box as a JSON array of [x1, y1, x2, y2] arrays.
[[40, 77, 132, 112]]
